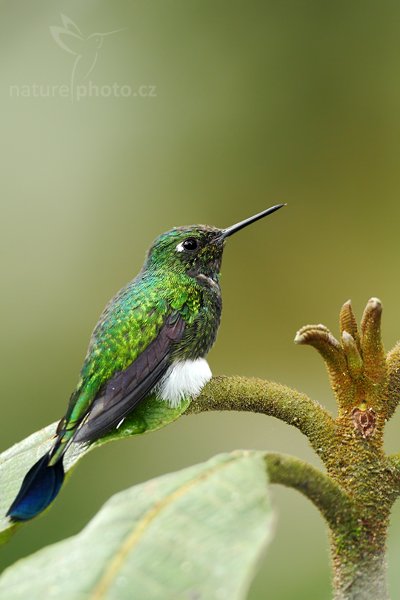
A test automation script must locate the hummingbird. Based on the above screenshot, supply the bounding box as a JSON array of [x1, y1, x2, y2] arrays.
[[7, 204, 285, 521]]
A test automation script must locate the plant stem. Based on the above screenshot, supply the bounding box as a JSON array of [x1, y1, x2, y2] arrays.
[[188, 375, 336, 463], [330, 528, 389, 600], [263, 453, 353, 530]]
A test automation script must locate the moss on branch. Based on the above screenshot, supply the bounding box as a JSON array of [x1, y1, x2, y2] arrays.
[[264, 453, 355, 531], [386, 342, 400, 421], [187, 376, 335, 463]]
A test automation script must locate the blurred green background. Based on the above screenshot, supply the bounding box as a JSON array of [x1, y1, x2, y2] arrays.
[[1, 1, 400, 598]]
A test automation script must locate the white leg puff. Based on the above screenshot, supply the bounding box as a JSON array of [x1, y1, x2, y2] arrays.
[[156, 358, 212, 408]]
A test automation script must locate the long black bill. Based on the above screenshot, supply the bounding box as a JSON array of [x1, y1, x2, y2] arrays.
[[220, 203, 286, 239]]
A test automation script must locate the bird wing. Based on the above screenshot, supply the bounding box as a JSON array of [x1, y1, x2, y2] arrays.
[[73, 312, 185, 443]]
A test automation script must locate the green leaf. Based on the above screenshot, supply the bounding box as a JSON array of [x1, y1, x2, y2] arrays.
[[0, 451, 273, 600], [0, 394, 191, 544]]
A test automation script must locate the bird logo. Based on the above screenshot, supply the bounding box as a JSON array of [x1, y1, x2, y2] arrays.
[[50, 14, 124, 95]]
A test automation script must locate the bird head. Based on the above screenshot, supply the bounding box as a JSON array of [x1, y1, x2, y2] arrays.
[[145, 204, 285, 281]]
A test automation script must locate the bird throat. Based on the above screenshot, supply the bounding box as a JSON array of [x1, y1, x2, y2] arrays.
[[195, 273, 221, 293]]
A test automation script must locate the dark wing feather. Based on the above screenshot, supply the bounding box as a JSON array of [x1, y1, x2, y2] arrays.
[[73, 313, 185, 443]]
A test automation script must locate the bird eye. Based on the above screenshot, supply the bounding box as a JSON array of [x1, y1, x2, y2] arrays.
[[182, 237, 198, 251]]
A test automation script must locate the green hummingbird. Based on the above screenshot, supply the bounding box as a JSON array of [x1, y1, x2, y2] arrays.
[[7, 204, 285, 521]]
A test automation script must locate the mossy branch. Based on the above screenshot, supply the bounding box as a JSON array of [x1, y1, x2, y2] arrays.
[[187, 376, 336, 463], [386, 342, 400, 420], [386, 454, 400, 498], [264, 452, 355, 531]]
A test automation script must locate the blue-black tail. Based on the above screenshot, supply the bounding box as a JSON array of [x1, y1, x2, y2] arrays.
[[7, 452, 65, 521]]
